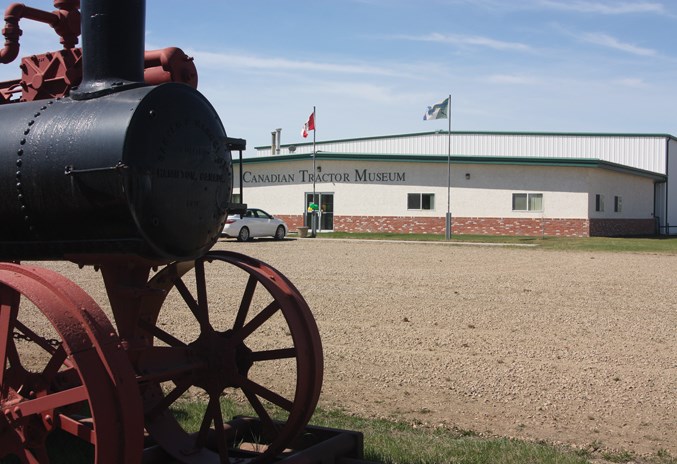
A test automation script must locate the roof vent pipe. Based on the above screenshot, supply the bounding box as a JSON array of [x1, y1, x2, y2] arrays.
[[73, 0, 145, 98], [275, 128, 281, 154]]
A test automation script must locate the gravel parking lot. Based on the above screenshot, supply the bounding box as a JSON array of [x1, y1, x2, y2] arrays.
[[39, 238, 676, 458]]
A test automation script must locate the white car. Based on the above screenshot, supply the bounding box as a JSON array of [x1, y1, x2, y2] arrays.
[[222, 208, 288, 242]]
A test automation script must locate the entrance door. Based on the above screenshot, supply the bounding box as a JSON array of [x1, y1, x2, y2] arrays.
[[305, 193, 334, 232]]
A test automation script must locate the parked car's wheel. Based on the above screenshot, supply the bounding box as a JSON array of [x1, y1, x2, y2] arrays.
[[237, 226, 250, 242], [274, 225, 286, 240]]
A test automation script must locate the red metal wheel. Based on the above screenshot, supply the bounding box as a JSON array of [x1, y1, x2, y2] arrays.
[[0, 263, 144, 463], [134, 250, 323, 463]]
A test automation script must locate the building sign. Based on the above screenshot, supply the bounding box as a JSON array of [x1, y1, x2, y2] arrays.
[[242, 168, 406, 184]]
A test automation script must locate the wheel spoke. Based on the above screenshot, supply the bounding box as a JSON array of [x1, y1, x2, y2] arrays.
[[42, 345, 69, 379], [17, 385, 88, 416], [0, 340, 29, 390], [234, 301, 280, 343], [6, 339, 24, 377], [14, 320, 60, 357], [250, 347, 297, 362], [242, 389, 278, 437], [144, 377, 192, 420], [240, 377, 294, 412], [233, 276, 257, 331], [174, 277, 211, 331], [58, 413, 95, 444], [10, 449, 29, 464], [210, 395, 229, 463], [194, 259, 210, 327], [137, 319, 186, 347], [194, 395, 217, 449], [26, 447, 48, 464]]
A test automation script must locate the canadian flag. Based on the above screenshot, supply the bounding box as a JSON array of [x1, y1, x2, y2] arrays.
[[301, 112, 315, 138]]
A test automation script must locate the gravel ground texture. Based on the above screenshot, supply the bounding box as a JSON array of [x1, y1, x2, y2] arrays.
[[36, 238, 676, 458]]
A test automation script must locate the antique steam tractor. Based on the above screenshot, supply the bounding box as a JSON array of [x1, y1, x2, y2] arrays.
[[0, 1, 327, 462]]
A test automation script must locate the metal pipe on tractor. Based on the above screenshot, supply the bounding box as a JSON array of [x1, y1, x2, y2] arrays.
[[0, 1, 334, 463]]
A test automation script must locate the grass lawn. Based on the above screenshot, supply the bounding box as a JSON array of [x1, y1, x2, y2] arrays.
[[312, 232, 677, 253]]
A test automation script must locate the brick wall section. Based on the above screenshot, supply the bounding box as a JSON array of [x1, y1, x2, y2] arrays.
[[589, 218, 656, 236], [277, 215, 305, 230], [335, 216, 589, 237], [452, 217, 590, 237], [277, 215, 657, 237], [334, 216, 446, 234]]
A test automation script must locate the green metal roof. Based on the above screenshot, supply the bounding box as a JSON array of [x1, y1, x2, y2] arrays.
[[236, 152, 666, 181], [254, 130, 677, 150]]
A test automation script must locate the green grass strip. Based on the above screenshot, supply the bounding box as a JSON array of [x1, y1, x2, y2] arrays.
[[311, 232, 677, 253], [173, 399, 588, 463]]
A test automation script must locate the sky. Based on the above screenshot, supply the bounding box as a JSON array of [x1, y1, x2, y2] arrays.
[[1, 0, 677, 156]]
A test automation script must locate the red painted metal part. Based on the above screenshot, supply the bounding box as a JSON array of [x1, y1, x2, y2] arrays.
[[144, 47, 198, 89], [0, 262, 144, 463], [97, 250, 323, 463], [0, 77, 19, 103], [0, 1, 81, 64], [18, 47, 82, 101], [0, 45, 197, 103]]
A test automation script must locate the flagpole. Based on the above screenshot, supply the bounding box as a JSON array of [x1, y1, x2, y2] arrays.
[[311, 106, 317, 238], [446, 94, 452, 240]]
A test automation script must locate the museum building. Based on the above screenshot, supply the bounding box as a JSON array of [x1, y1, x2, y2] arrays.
[[232, 131, 677, 237]]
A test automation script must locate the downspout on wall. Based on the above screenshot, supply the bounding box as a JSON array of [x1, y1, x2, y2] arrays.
[[666, 137, 671, 235]]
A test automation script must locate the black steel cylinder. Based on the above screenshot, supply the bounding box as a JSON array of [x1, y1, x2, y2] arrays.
[[0, 83, 232, 261]]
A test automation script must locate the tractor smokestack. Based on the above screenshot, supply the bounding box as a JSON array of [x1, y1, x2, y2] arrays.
[[77, 0, 145, 96]]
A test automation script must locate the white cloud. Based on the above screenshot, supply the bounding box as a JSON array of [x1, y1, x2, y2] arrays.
[[189, 50, 401, 77], [394, 33, 532, 52], [581, 33, 657, 56], [535, 0, 665, 14], [434, 0, 666, 15], [485, 74, 541, 85], [613, 77, 647, 87], [308, 81, 400, 103]]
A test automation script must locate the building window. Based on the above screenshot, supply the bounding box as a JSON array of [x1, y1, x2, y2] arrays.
[[408, 193, 435, 210], [595, 194, 605, 212], [614, 196, 622, 213], [231, 193, 242, 204], [512, 193, 543, 212]]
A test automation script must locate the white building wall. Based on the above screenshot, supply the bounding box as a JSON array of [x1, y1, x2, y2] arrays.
[[586, 169, 656, 219], [452, 164, 589, 219], [241, 184, 306, 216], [235, 159, 655, 220]]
